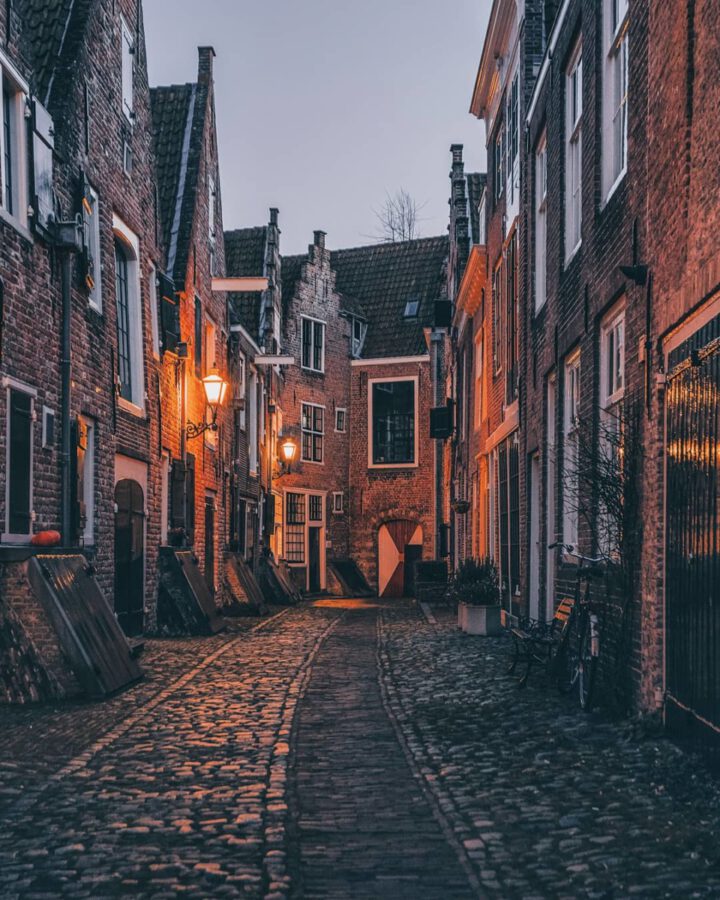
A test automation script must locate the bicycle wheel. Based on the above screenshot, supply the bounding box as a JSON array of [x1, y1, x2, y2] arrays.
[[555, 611, 581, 694], [577, 618, 598, 711]]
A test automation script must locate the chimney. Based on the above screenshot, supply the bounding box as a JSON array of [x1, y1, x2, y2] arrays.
[[450, 143, 464, 178], [269, 208, 279, 227], [198, 46, 216, 85], [313, 230, 326, 250]]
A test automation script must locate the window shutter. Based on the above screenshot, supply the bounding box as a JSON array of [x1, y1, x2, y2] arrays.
[[185, 453, 196, 543], [8, 390, 33, 535], [264, 492, 276, 535], [159, 272, 180, 353], [31, 98, 54, 235], [170, 458, 186, 529], [80, 173, 96, 291], [194, 298, 202, 377]]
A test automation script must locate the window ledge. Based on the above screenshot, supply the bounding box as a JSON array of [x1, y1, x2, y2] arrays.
[[301, 459, 325, 466], [118, 397, 146, 418], [300, 366, 325, 376], [0, 207, 32, 243], [564, 240, 582, 268], [368, 462, 419, 471], [602, 169, 627, 208]]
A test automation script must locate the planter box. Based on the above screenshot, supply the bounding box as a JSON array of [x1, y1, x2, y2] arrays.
[[460, 602, 502, 636]]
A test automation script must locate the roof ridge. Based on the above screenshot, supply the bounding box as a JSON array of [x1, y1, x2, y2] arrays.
[[330, 234, 448, 256]]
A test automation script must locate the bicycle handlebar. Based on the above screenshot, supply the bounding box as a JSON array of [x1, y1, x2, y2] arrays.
[[547, 542, 610, 566]]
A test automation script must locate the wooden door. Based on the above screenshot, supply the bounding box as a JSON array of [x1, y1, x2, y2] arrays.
[[114, 479, 144, 636], [378, 521, 423, 598]]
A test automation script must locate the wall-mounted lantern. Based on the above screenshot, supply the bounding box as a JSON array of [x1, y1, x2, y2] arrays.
[[280, 436, 297, 473], [186, 369, 228, 440]]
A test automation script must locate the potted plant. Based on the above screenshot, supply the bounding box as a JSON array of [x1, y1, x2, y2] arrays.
[[446, 558, 502, 636]]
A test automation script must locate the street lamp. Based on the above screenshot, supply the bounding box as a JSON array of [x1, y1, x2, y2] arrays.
[[187, 369, 228, 439], [280, 436, 297, 472]]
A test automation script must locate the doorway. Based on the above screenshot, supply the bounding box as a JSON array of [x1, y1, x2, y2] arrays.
[[378, 521, 423, 598], [204, 494, 215, 595], [528, 454, 540, 620], [114, 478, 145, 636], [308, 526, 322, 593]]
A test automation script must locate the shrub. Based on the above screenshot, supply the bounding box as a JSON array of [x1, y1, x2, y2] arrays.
[[446, 557, 500, 607]]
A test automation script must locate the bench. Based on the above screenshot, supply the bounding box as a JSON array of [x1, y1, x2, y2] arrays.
[[506, 597, 574, 687]]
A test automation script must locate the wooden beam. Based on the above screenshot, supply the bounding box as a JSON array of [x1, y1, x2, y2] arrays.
[[212, 276, 269, 292]]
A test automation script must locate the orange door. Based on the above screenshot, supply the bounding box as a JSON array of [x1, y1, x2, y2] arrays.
[[378, 521, 423, 598]]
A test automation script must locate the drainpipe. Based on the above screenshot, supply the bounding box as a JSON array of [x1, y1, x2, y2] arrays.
[[52, 218, 83, 546], [430, 328, 445, 558]]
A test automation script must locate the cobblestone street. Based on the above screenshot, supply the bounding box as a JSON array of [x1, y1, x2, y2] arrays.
[[1, 600, 720, 898]]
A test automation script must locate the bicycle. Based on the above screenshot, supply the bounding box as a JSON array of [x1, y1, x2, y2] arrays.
[[548, 543, 608, 712]]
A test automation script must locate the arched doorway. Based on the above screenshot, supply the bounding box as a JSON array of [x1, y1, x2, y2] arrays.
[[114, 478, 145, 636], [378, 521, 423, 598]]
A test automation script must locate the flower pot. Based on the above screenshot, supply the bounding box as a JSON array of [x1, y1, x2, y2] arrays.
[[457, 603, 466, 630], [461, 602, 502, 636]]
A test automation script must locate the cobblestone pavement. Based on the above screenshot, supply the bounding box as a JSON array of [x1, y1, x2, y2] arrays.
[[1, 600, 720, 898], [378, 604, 720, 898]]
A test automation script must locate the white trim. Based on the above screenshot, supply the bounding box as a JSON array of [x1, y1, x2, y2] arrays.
[[332, 491, 344, 514], [368, 375, 419, 470], [85, 184, 103, 313], [112, 214, 145, 411], [1, 376, 37, 396], [526, 0, 572, 125], [351, 354, 429, 367], [0, 66, 30, 230], [41, 406, 55, 448], [213, 276, 268, 293], [0, 47, 30, 94], [282, 487, 327, 590], [148, 263, 160, 359], [230, 323, 263, 356], [663, 291, 720, 364], [335, 407, 347, 433], [300, 400, 325, 464]]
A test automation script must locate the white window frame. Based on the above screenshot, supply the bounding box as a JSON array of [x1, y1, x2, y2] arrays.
[[79, 415, 95, 545], [300, 315, 326, 373], [599, 306, 625, 555], [332, 491, 344, 514], [505, 66, 520, 221], [85, 184, 103, 312], [535, 132, 548, 313], [477, 188, 487, 245], [148, 263, 160, 359], [113, 214, 145, 414], [121, 16, 134, 122], [0, 55, 30, 233], [563, 351, 581, 551], [301, 401, 325, 464], [565, 41, 583, 262], [3, 377, 36, 543], [41, 405, 55, 448], [335, 407, 347, 433], [283, 487, 327, 590], [602, 0, 629, 201], [368, 375, 419, 470]]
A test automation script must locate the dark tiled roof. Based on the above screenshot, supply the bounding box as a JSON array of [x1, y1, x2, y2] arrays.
[[225, 228, 269, 343], [331, 237, 449, 359], [225, 227, 267, 277], [281, 255, 305, 314], [339, 292, 367, 321], [150, 82, 208, 284], [19, 0, 93, 103], [467, 173, 487, 245]]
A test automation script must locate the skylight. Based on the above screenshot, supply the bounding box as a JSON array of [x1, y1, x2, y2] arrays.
[[404, 298, 420, 318]]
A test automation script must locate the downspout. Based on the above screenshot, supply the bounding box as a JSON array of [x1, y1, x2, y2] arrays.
[[52, 218, 83, 546], [431, 329, 444, 558]]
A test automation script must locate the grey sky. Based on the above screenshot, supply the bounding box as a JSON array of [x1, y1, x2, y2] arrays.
[[144, 1, 491, 255]]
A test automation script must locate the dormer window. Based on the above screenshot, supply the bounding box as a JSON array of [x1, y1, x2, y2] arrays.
[[351, 318, 367, 358], [403, 298, 420, 318]]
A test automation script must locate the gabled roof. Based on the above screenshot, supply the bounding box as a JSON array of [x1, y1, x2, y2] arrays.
[[19, 0, 93, 105], [280, 255, 305, 314], [224, 227, 269, 343], [150, 80, 209, 284], [331, 236, 448, 359], [467, 173, 487, 245]]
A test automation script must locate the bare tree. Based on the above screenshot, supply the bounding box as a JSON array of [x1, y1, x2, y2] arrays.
[[370, 189, 426, 243]]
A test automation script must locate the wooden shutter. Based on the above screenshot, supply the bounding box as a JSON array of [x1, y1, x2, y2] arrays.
[[194, 298, 202, 377], [8, 389, 33, 535], [185, 453, 196, 544], [170, 459, 186, 529], [159, 272, 180, 353], [31, 98, 54, 235]]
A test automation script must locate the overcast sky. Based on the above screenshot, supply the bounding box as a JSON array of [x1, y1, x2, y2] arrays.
[[144, 1, 492, 255]]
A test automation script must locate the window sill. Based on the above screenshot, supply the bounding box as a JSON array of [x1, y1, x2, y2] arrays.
[[564, 240, 582, 268], [88, 300, 103, 316], [0, 207, 32, 243], [602, 169, 627, 208], [118, 397, 146, 418], [368, 462, 419, 471], [301, 458, 325, 466], [300, 366, 325, 376]]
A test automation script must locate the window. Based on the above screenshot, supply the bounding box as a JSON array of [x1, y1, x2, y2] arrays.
[[535, 133, 548, 312], [301, 402, 324, 463], [149, 265, 160, 359], [494, 128, 504, 202], [370, 378, 417, 467], [285, 492, 306, 563], [113, 216, 144, 410], [333, 491, 344, 514], [160, 452, 169, 545], [309, 494, 323, 522], [42, 406, 55, 449], [77, 416, 95, 545], [492, 260, 502, 374], [30, 99, 54, 233], [563, 352, 581, 548], [301, 317, 325, 372], [0, 60, 29, 227], [565, 42, 583, 260], [203, 316, 217, 375], [602, 310, 625, 408], [602, 0, 629, 197], [351, 318, 367, 358], [477, 189, 486, 245], [83, 184, 102, 311], [208, 173, 216, 242], [121, 16, 134, 121], [599, 309, 625, 554], [194, 297, 203, 377], [4, 383, 35, 540], [115, 240, 133, 402], [505, 230, 519, 405], [123, 141, 133, 175], [248, 369, 258, 474], [335, 408, 347, 433], [505, 70, 519, 209], [403, 298, 420, 318]]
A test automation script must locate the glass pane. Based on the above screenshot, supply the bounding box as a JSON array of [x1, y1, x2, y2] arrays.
[[8, 390, 32, 534], [372, 381, 415, 464]]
